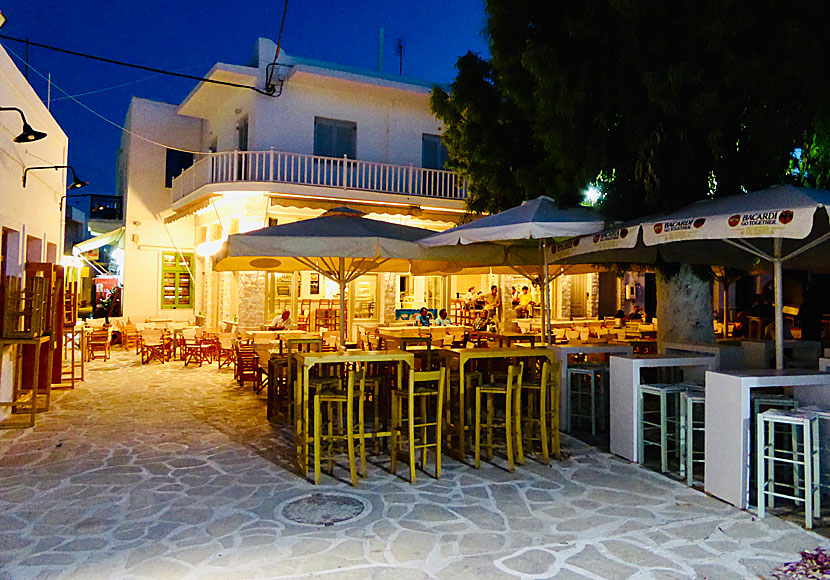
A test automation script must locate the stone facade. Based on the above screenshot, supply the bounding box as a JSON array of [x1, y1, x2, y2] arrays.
[[381, 272, 397, 325], [237, 271, 266, 326], [560, 276, 572, 320], [588, 273, 600, 318]]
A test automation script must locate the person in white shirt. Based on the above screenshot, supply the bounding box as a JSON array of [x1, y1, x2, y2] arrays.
[[269, 310, 294, 330]]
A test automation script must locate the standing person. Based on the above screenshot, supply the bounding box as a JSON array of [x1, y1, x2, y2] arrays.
[[414, 307, 432, 327], [463, 287, 477, 309], [515, 286, 534, 318], [435, 308, 452, 326], [484, 285, 500, 318]]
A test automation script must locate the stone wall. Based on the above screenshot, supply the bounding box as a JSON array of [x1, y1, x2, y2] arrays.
[[560, 277, 571, 320], [381, 273, 397, 325], [588, 273, 600, 318], [237, 271, 266, 326]]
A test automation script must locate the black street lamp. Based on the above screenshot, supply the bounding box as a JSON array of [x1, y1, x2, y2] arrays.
[[0, 106, 47, 143]]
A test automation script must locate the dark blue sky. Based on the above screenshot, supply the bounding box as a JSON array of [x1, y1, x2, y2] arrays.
[[2, 1, 488, 197]]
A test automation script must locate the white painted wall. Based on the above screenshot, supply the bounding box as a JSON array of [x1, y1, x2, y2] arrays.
[[0, 45, 68, 416], [121, 98, 202, 321]]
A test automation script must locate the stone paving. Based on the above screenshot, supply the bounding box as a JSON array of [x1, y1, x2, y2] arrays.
[[0, 349, 827, 580]]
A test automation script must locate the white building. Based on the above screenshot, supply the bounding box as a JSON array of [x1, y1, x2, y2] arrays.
[[120, 38, 481, 329], [0, 43, 69, 410]]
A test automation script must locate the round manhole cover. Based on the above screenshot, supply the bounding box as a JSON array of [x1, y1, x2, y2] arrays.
[[281, 493, 367, 526]]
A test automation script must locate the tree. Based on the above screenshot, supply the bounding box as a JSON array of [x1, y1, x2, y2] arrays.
[[434, 0, 830, 343]]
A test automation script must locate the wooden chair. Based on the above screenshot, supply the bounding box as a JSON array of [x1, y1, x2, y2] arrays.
[[475, 364, 522, 472], [87, 328, 110, 361], [181, 328, 212, 367], [236, 344, 264, 391], [121, 321, 140, 351], [313, 369, 366, 486], [391, 367, 446, 482], [216, 333, 236, 369], [140, 329, 170, 364]]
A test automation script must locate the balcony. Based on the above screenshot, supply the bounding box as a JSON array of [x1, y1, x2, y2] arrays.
[[170, 150, 468, 207]]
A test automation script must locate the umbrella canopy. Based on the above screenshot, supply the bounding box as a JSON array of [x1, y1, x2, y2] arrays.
[[420, 196, 605, 344], [214, 207, 505, 344], [553, 185, 830, 368], [419, 196, 603, 246]]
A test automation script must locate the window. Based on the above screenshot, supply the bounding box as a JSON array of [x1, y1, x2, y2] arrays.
[[237, 117, 249, 151], [165, 149, 194, 188], [314, 117, 356, 159], [160, 252, 193, 309], [422, 134, 449, 170]]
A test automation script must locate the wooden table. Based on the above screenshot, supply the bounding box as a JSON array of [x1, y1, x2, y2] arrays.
[[610, 353, 715, 463], [547, 342, 633, 431], [472, 331, 541, 348], [704, 369, 830, 508], [294, 349, 415, 475], [440, 347, 557, 460]]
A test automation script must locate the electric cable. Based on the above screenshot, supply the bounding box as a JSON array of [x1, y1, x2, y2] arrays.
[[0, 33, 273, 96], [4, 44, 207, 155], [50, 62, 213, 102], [265, 0, 289, 94]]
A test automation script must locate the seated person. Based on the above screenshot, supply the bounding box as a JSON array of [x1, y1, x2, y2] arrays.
[[514, 286, 534, 318], [629, 305, 644, 321], [483, 285, 500, 317], [764, 317, 793, 340], [472, 309, 490, 331], [435, 308, 452, 326], [414, 307, 432, 327], [614, 309, 626, 327], [269, 310, 295, 330], [732, 310, 748, 338]]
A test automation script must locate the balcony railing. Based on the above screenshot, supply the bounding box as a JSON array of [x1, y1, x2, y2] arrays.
[[170, 149, 468, 205]]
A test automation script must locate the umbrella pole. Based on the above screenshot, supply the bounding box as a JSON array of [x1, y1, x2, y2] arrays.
[[543, 239, 552, 346], [773, 239, 784, 370], [339, 257, 347, 349]]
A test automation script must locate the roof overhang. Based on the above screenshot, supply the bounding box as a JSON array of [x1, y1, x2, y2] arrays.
[[178, 63, 259, 119], [72, 227, 125, 256]]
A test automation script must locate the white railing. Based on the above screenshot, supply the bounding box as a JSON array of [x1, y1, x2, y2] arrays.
[[170, 149, 468, 204]]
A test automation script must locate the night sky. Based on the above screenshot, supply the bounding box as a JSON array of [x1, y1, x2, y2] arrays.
[[2, 1, 488, 200]]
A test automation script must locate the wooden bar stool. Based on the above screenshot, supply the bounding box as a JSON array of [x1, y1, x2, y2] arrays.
[[680, 389, 705, 486], [475, 364, 522, 472], [391, 367, 446, 482], [567, 362, 609, 435], [757, 409, 821, 528], [515, 361, 557, 465], [313, 369, 366, 486], [638, 383, 689, 473]]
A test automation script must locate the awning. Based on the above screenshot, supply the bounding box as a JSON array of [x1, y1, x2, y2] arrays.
[[72, 227, 125, 257]]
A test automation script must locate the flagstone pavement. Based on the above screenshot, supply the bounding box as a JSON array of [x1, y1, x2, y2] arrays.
[[0, 349, 827, 580]]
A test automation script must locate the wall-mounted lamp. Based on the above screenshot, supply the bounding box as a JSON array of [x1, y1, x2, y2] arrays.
[[23, 165, 88, 197], [0, 106, 47, 143]]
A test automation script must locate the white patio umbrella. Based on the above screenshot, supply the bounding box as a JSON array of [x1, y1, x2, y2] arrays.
[[420, 196, 604, 344], [213, 207, 505, 346], [554, 185, 830, 368]]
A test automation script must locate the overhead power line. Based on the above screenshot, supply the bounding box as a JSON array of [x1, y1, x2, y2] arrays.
[[4, 44, 206, 155], [0, 33, 275, 97]]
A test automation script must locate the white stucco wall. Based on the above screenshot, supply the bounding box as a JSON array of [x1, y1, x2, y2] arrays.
[[249, 74, 441, 167], [121, 98, 202, 321], [0, 45, 68, 415]]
